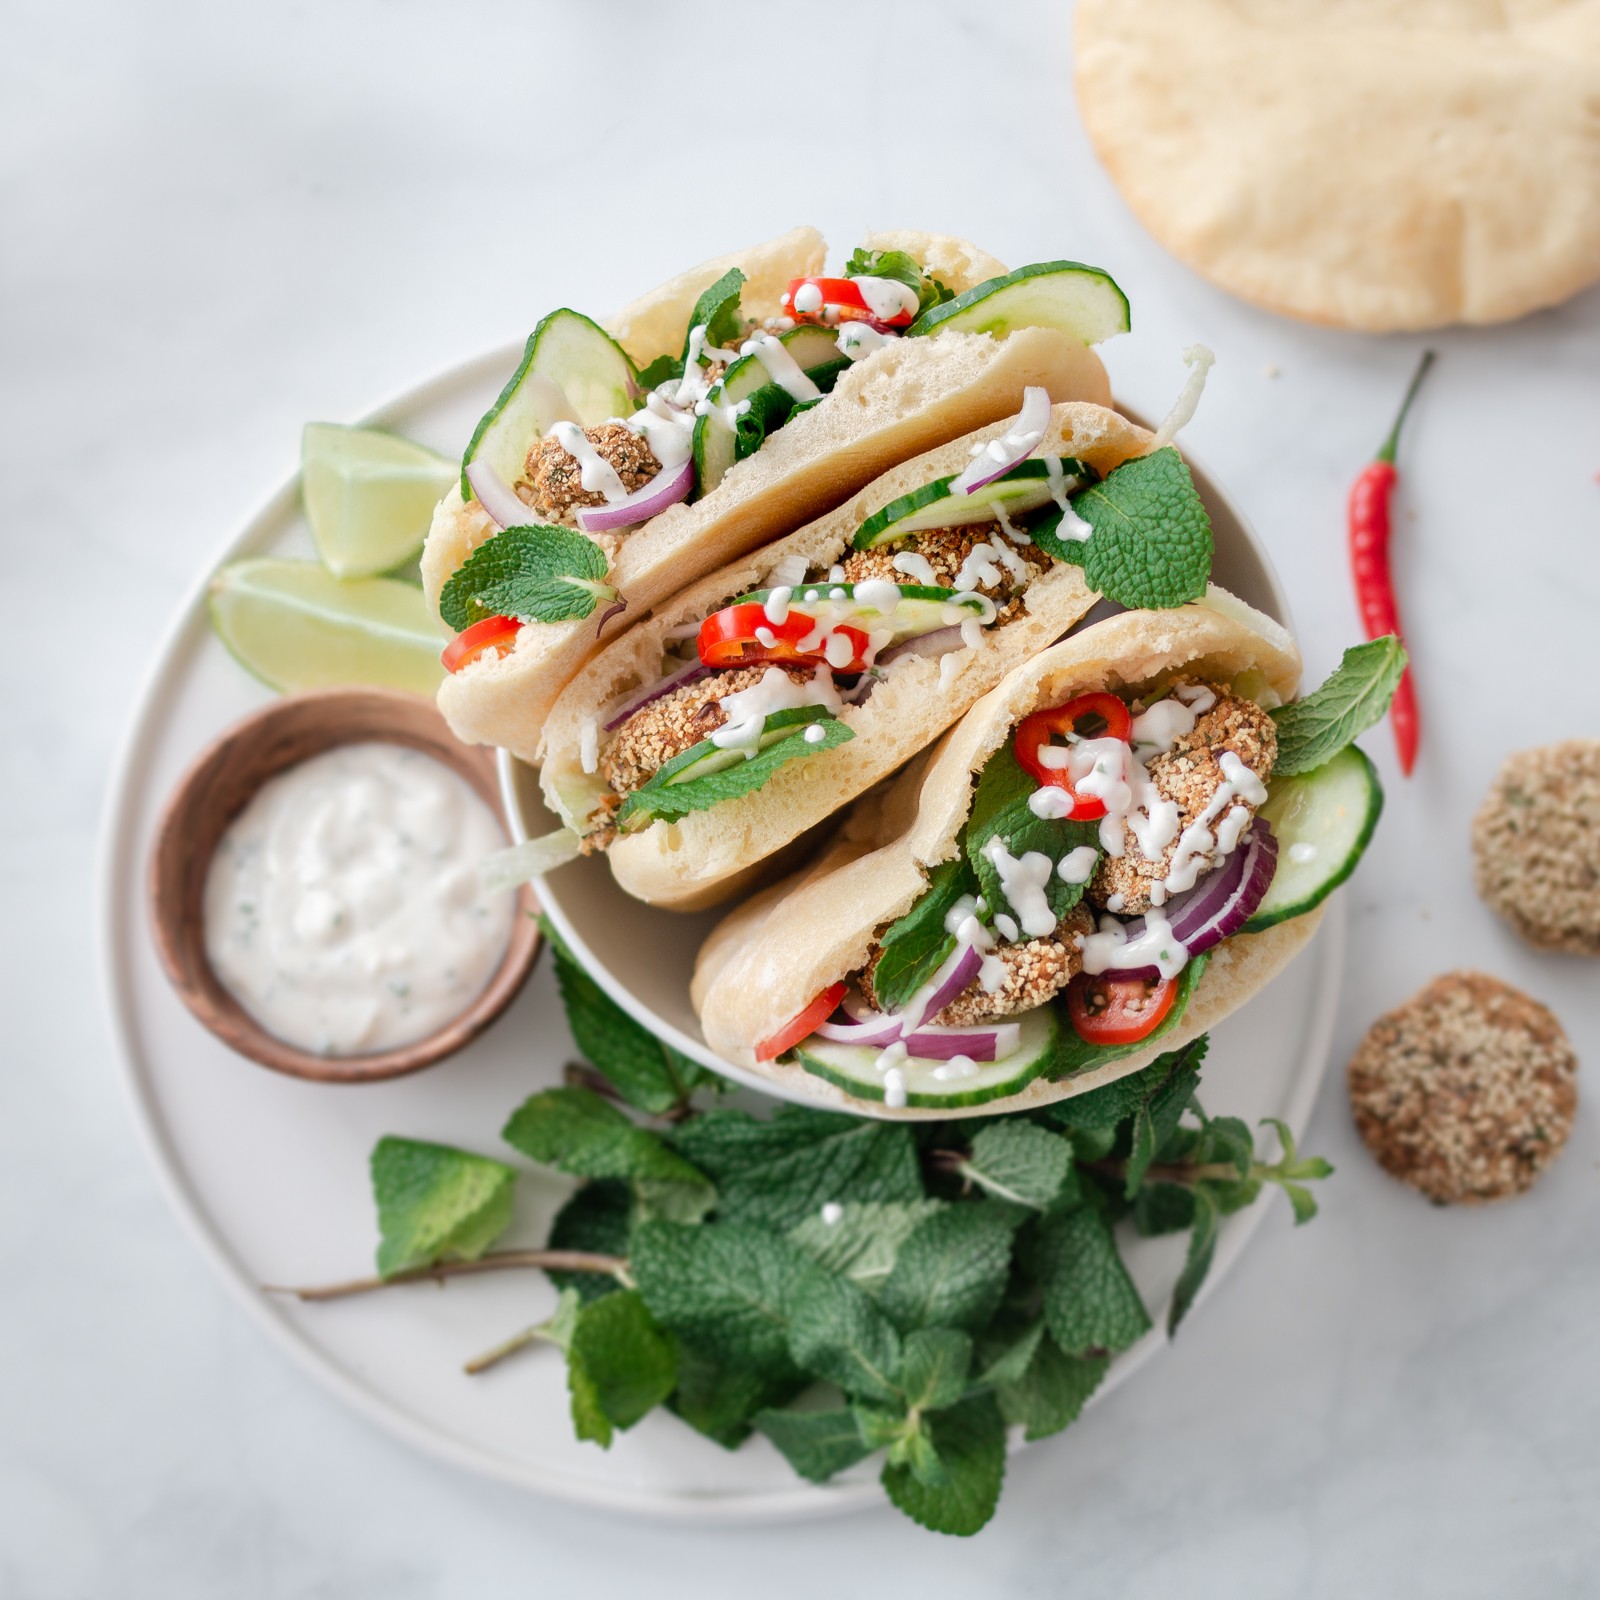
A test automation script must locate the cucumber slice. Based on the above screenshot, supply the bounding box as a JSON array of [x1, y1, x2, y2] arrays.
[[796, 1006, 1059, 1110], [692, 327, 851, 498], [906, 261, 1131, 344], [852, 458, 1093, 550], [461, 309, 637, 498], [1245, 745, 1383, 931], [650, 704, 832, 788], [734, 582, 991, 644]]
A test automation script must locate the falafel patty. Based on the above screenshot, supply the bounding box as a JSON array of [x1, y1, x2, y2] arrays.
[[520, 423, 661, 524], [840, 526, 1049, 613], [1092, 683, 1278, 914]]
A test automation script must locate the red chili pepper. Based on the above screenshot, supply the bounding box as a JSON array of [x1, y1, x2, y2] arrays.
[[1348, 350, 1433, 776]]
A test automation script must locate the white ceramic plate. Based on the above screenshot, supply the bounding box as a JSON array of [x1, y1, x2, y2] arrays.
[[98, 348, 1344, 1521]]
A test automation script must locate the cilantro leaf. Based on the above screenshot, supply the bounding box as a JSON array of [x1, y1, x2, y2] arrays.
[[1050, 447, 1213, 610], [880, 1205, 1018, 1334], [1270, 636, 1407, 775], [1035, 1206, 1152, 1356], [995, 1336, 1108, 1442], [870, 858, 978, 1012], [1168, 1186, 1221, 1335], [683, 267, 746, 364], [786, 1199, 944, 1290], [1048, 954, 1209, 1082], [961, 1122, 1073, 1210], [901, 1328, 973, 1412], [438, 524, 612, 629], [369, 1137, 516, 1278], [844, 247, 954, 319], [754, 1407, 876, 1484], [881, 1393, 1007, 1537], [630, 1221, 808, 1381], [616, 715, 854, 828], [545, 1179, 632, 1302], [786, 1261, 905, 1405], [502, 1088, 715, 1221], [566, 1289, 677, 1448], [546, 932, 707, 1114]]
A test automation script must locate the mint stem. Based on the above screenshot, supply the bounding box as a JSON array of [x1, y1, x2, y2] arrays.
[[463, 1322, 553, 1376], [263, 1248, 632, 1302]]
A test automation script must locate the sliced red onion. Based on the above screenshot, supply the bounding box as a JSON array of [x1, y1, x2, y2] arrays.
[[898, 1023, 1019, 1062], [465, 459, 535, 530], [576, 457, 693, 533], [875, 626, 966, 668], [903, 942, 984, 1029], [814, 1013, 905, 1048], [949, 386, 1051, 496], [602, 658, 711, 731], [595, 596, 628, 635], [1101, 819, 1279, 981]]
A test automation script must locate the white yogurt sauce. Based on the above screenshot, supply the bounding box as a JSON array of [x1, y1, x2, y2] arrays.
[[548, 422, 628, 502], [203, 744, 515, 1056]]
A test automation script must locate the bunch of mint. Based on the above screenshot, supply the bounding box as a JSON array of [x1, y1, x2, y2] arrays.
[[345, 922, 1330, 1537]]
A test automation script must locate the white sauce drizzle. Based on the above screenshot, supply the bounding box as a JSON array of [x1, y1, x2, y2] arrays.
[[1058, 845, 1099, 884], [620, 392, 695, 470], [548, 422, 628, 503], [892, 551, 938, 587], [792, 282, 824, 316], [980, 838, 1057, 938], [933, 1056, 979, 1082], [762, 586, 792, 625], [739, 333, 822, 402], [850, 276, 921, 322], [1081, 909, 1190, 981], [837, 322, 893, 362], [820, 1201, 844, 1226], [709, 667, 842, 757]]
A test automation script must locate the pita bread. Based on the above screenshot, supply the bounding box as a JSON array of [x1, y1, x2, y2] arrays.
[[1075, 0, 1600, 330]]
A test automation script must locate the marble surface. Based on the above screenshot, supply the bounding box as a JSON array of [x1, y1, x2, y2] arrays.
[[5, 0, 1599, 1592]]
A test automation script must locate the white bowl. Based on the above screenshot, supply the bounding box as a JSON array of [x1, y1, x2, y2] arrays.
[[500, 427, 1293, 1105]]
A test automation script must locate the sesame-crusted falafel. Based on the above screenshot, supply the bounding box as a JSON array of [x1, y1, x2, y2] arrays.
[[1092, 684, 1278, 914], [840, 527, 1048, 614], [1347, 970, 1578, 1205], [520, 423, 661, 524], [1472, 739, 1600, 956]]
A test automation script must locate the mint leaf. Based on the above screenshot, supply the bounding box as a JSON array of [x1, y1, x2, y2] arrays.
[[671, 1346, 802, 1450], [636, 352, 682, 390], [977, 1319, 1045, 1388], [844, 246, 953, 318], [870, 858, 977, 1012], [630, 1221, 807, 1381], [682, 267, 746, 365], [369, 1137, 516, 1278], [962, 1122, 1073, 1210], [675, 1108, 922, 1233], [996, 1336, 1108, 1442], [1035, 1207, 1151, 1356], [1122, 1038, 1208, 1196], [787, 1199, 943, 1290], [616, 715, 853, 828], [438, 525, 611, 629], [787, 1262, 905, 1405], [502, 1088, 714, 1221], [546, 1178, 631, 1302], [1052, 447, 1212, 609], [1270, 637, 1407, 776], [880, 1205, 1018, 1334], [1132, 1182, 1196, 1236], [566, 1289, 676, 1448], [547, 936, 705, 1114], [755, 1407, 876, 1484], [881, 1393, 1007, 1537], [901, 1328, 973, 1412], [1048, 954, 1209, 1082], [1169, 1186, 1220, 1335]]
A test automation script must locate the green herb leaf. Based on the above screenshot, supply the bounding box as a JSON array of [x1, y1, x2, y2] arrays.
[[616, 714, 854, 828], [635, 352, 682, 391], [755, 1406, 878, 1484], [547, 933, 706, 1113], [545, 1179, 632, 1302], [961, 1122, 1073, 1210], [1270, 636, 1407, 776], [682, 267, 746, 365], [843, 246, 954, 319], [502, 1088, 714, 1221], [630, 1221, 808, 1381], [1048, 956, 1209, 1082], [369, 1136, 517, 1279], [1201, 1114, 1255, 1182], [870, 858, 977, 1012], [1169, 1186, 1220, 1335], [976, 1319, 1045, 1388], [1035, 1207, 1152, 1356], [670, 1345, 802, 1450], [566, 1289, 677, 1448], [1044, 447, 1212, 610], [880, 1205, 1018, 1334], [995, 1336, 1108, 1442], [438, 525, 612, 629], [1131, 1182, 1195, 1237], [881, 1393, 1007, 1537], [1122, 1038, 1208, 1196], [786, 1199, 944, 1290], [786, 1262, 905, 1405], [901, 1328, 973, 1412]]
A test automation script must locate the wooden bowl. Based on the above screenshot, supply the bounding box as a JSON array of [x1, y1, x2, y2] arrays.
[[148, 688, 540, 1083]]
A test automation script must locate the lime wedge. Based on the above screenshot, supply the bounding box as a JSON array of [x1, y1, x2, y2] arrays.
[[210, 559, 445, 696], [301, 423, 456, 578]]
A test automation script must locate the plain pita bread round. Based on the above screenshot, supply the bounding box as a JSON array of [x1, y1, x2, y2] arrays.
[[1075, 0, 1600, 331]]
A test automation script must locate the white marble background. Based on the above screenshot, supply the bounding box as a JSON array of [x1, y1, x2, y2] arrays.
[[5, 0, 1599, 1593]]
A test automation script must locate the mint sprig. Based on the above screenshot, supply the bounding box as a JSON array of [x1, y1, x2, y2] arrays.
[[844, 247, 954, 319], [438, 525, 613, 629], [369, 1137, 516, 1278], [1270, 636, 1407, 775]]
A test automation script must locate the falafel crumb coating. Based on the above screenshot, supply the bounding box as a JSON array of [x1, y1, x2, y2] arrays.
[[840, 526, 1047, 616], [1092, 683, 1278, 914], [520, 423, 661, 524], [1347, 970, 1578, 1205]]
